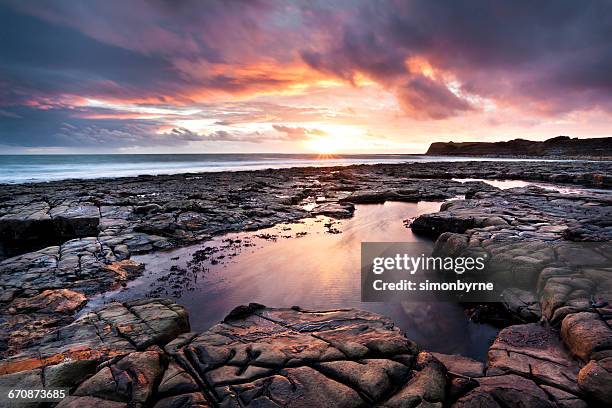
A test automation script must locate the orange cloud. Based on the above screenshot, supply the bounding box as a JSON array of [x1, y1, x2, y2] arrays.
[[172, 58, 345, 101]]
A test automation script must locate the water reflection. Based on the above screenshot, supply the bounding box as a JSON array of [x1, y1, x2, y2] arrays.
[[453, 177, 610, 195], [85, 201, 498, 360]]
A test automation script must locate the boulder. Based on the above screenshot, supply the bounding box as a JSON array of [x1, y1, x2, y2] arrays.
[[381, 352, 447, 407], [74, 350, 164, 405], [577, 357, 612, 404], [561, 312, 612, 361]]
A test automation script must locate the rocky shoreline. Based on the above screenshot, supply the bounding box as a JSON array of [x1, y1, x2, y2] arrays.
[[0, 160, 611, 407], [412, 184, 612, 406]]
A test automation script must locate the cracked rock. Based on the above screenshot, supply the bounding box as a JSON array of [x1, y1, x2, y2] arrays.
[[0, 298, 188, 376]]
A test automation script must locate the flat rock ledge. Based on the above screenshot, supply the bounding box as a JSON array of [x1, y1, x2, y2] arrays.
[[2, 160, 610, 261], [0, 300, 599, 408], [0, 298, 189, 377]]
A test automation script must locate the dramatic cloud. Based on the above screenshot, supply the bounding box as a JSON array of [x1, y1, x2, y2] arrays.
[[300, 0, 612, 118], [1, 0, 611, 151], [163, 128, 268, 144], [395, 77, 473, 120], [272, 125, 326, 140]]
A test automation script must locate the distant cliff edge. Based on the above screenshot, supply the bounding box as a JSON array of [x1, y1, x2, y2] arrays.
[[426, 136, 611, 158]]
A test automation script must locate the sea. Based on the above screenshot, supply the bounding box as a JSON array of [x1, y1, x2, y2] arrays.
[[0, 153, 593, 184]]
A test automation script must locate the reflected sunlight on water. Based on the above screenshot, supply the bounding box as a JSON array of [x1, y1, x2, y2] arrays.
[[453, 178, 611, 195], [85, 201, 498, 360]]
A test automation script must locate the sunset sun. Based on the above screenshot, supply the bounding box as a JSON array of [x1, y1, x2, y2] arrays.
[[305, 136, 340, 154]]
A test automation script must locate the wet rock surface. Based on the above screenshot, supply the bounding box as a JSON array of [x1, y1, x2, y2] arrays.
[[1, 161, 610, 260], [412, 182, 612, 405], [0, 162, 502, 346], [0, 237, 146, 356], [169, 305, 429, 407], [488, 323, 582, 395], [1, 302, 600, 407], [0, 298, 189, 376], [0, 161, 610, 406], [0, 303, 436, 407]]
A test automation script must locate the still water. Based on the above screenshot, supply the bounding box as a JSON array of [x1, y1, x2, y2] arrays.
[[84, 201, 498, 360], [453, 177, 612, 195]]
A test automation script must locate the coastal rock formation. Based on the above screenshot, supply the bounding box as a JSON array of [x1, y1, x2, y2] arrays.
[[0, 162, 610, 406], [426, 135, 612, 158], [0, 162, 541, 360], [452, 374, 559, 408], [488, 324, 582, 395], [0, 302, 595, 407], [0, 164, 501, 362], [501, 288, 542, 322], [0, 202, 100, 258], [0, 298, 189, 376], [411, 185, 612, 405], [578, 358, 612, 403], [169, 305, 435, 407], [1, 161, 610, 261], [0, 237, 148, 356]]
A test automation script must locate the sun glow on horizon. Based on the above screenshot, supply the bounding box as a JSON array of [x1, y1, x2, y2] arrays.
[[301, 124, 371, 154], [304, 136, 341, 154]]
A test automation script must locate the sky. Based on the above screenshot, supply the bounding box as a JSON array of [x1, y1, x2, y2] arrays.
[[1, 0, 611, 154]]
